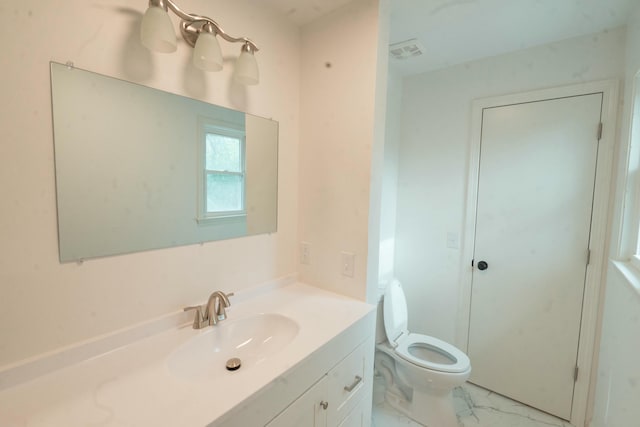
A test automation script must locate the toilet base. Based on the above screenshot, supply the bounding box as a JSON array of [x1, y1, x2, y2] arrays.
[[384, 387, 458, 427]]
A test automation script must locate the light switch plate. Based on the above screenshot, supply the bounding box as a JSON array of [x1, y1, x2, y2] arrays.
[[446, 232, 459, 249], [300, 242, 311, 265], [341, 251, 355, 277]]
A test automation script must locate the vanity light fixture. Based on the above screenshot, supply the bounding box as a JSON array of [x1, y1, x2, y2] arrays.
[[140, 0, 260, 85]]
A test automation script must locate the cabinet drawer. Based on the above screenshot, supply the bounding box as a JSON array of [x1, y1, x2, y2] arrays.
[[337, 396, 367, 427], [327, 340, 368, 423]]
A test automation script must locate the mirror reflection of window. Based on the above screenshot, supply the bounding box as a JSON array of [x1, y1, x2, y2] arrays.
[[197, 117, 246, 225], [200, 123, 246, 221]]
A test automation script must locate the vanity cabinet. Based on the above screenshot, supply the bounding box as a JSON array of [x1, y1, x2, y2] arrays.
[[265, 339, 371, 427]]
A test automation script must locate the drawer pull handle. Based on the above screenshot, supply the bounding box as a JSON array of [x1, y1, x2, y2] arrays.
[[344, 375, 362, 392], [320, 401, 329, 410]]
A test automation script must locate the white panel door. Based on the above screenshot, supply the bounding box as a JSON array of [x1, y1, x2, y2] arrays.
[[468, 93, 602, 420]]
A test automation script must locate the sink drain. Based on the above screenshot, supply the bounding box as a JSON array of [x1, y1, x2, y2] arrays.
[[226, 357, 242, 371]]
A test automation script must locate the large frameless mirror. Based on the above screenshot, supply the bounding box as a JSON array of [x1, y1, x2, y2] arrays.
[[50, 62, 278, 262]]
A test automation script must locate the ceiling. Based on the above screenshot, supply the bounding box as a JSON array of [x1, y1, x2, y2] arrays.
[[259, 0, 355, 26], [262, 0, 637, 77], [389, 0, 637, 76]]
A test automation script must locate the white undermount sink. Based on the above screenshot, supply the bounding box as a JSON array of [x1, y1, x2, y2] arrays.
[[167, 313, 299, 382]]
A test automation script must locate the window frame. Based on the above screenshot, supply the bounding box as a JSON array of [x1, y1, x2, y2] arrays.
[[616, 70, 640, 268]]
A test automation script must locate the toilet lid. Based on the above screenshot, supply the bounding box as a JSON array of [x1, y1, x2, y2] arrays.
[[395, 333, 471, 373], [383, 279, 409, 345]]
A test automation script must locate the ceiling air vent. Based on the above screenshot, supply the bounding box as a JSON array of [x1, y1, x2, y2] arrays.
[[389, 39, 425, 60]]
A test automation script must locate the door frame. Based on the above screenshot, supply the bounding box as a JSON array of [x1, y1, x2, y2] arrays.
[[456, 80, 619, 427]]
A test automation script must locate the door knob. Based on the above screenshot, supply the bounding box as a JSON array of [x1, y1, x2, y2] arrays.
[[477, 261, 488, 271]]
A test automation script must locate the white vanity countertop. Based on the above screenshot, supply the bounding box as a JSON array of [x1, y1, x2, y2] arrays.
[[0, 282, 375, 427]]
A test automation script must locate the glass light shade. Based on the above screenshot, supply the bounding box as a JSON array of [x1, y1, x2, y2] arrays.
[[193, 32, 223, 72], [140, 6, 177, 53], [234, 50, 259, 85]]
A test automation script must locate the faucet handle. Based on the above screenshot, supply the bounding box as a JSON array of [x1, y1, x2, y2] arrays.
[[184, 305, 207, 329], [184, 305, 203, 313]]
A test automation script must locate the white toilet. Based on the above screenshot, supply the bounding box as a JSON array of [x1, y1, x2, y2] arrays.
[[375, 279, 471, 427]]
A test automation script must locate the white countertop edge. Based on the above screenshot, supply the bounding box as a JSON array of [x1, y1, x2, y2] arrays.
[[0, 274, 298, 391]]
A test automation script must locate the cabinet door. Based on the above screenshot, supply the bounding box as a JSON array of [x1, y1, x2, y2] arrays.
[[265, 376, 328, 427]]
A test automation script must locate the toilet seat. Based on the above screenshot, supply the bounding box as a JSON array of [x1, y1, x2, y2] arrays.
[[394, 332, 470, 373], [383, 279, 470, 374]]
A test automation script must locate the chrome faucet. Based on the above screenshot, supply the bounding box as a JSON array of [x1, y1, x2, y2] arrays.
[[184, 291, 233, 329]]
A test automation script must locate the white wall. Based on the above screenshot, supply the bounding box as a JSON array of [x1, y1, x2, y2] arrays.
[[394, 28, 626, 344], [298, 0, 387, 301], [377, 72, 402, 289], [590, 266, 640, 426], [591, 5, 640, 426], [0, 0, 301, 367], [0, 0, 389, 369]]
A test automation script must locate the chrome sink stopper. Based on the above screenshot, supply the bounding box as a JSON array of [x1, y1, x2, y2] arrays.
[[226, 357, 241, 371]]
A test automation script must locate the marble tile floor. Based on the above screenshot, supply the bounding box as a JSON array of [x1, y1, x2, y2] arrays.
[[372, 377, 572, 427]]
